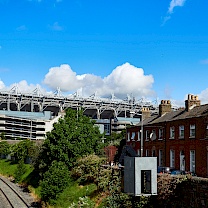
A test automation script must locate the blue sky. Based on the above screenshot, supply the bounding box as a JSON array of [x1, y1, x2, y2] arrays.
[[0, 0, 208, 106]]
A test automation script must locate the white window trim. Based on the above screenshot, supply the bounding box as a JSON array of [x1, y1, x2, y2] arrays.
[[137, 131, 141, 141], [170, 149, 175, 168], [127, 132, 130, 141], [189, 124, 195, 138], [158, 128, 163, 140], [146, 130, 150, 141], [190, 150, 195, 173], [170, 126, 175, 139], [131, 132, 135, 141], [146, 149, 149, 156], [179, 125, 184, 139]]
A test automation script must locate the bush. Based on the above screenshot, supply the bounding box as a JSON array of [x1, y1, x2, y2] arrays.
[[15, 159, 26, 182], [40, 161, 71, 203]]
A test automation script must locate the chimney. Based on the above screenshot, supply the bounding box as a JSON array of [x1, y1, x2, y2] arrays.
[[185, 94, 200, 111], [159, 100, 171, 116], [142, 107, 151, 120]]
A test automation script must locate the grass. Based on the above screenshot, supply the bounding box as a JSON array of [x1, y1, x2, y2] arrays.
[[53, 182, 97, 208], [0, 159, 104, 208], [0, 159, 41, 200]]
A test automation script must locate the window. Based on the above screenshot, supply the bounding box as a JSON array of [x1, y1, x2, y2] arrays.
[[170, 149, 175, 168], [146, 130, 150, 141], [138, 130, 141, 141], [151, 129, 156, 140], [127, 132, 130, 141], [137, 149, 140, 157], [159, 128, 163, 140], [190, 124, 195, 138], [179, 125, 184, 138], [206, 124, 208, 138], [146, 149, 149, 156], [159, 150, 163, 166], [170, 126, 175, 139], [131, 132, 135, 141], [190, 150, 195, 173], [152, 149, 156, 157]]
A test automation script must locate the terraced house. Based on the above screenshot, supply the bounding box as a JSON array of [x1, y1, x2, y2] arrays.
[[126, 94, 208, 177]]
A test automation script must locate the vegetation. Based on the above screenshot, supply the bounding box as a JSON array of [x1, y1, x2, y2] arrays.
[[0, 108, 192, 208], [36, 108, 104, 175]]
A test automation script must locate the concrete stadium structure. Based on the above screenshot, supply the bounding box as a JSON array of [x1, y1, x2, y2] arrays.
[[0, 86, 158, 138]]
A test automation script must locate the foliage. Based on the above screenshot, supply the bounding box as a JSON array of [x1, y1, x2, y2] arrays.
[[11, 140, 35, 162], [71, 154, 106, 184], [69, 196, 95, 208], [0, 141, 11, 156], [105, 130, 126, 147], [53, 183, 97, 208], [103, 169, 132, 208], [37, 108, 104, 175], [0, 159, 33, 182], [0, 132, 6, 140], [14, 159, 27, 182], [40, 160, 71, 203]]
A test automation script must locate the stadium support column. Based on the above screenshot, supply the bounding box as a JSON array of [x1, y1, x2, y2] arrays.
[[7, 94, 10, 111], [97, 108, 100, 119]]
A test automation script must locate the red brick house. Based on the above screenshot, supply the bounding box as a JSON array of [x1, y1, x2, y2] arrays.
[[126, 94, 208, 177]]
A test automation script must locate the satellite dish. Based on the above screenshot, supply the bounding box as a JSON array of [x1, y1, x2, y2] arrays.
[[150, 132, 156, 141]]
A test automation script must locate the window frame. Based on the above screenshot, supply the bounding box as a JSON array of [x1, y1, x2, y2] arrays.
[[179, 125, 184, 139], [170, 126, 175, 139], [170, 149, 175, 168], [145, 130, 150, 141], [159, 149, 163, 166], [189, 124, 196, 138], [190, 150, 195, 173], [158, 128, 163, 140], [131, 132, 136, 141]]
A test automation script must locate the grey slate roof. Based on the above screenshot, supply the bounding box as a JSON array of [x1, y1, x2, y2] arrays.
[[135, 104, 208, 127]]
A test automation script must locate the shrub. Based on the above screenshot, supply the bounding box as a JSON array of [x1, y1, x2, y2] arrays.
[[40, 161, 71, 203]]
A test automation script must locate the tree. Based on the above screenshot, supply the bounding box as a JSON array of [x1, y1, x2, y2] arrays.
[[40, 161, 71, 203], [37, 108, 104, 175], [11, 139, 34, 162], [0, 141, 11, 156]]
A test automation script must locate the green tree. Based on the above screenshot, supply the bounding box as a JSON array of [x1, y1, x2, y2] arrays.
[[11, 139, 34, 162], [40, 160, 71, 203], [0, 141, 11, 156], [37, 108, 104, 175]]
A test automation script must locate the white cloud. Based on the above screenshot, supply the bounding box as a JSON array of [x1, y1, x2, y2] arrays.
[[43, 63, 155, 99], [0, 80, 5, 89], [198, 89, 208, 104], [0, 80, 47, 95], [162, 0, 186, 25], [168, 0, 186, 14], [43, 64, 82, 91]]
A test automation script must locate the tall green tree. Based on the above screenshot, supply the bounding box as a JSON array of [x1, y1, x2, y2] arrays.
[[37, 108, 104, 174], [11, 139, 34, 162]]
